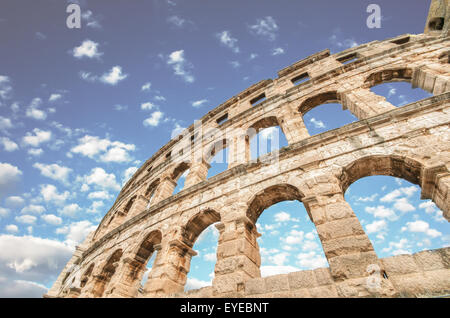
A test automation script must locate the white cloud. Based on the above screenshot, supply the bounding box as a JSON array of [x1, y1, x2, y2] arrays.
[[58, 203, 81, 218], [249, 16, 279, 41], [56, 221, 96, 248], [27, 148, 43, 157], [184, 277, 211, 291], [216, 31, 239, 53], [5, 225, 18, 233], [48, 94, 62, 102], [5, 196, 24, 208], [87, 191, 111, 200], [229, 61, 240, 68], [79, 71, 97, 82], [272, 47, 285, 56], [81, 10, 102, 29], [296, 251, 328, 269], [100, 66, 128, 85], [20, 205, 45, 215], [0, 75, 12, 100], [72, 39, 103, 59], [393, 197, 415, 213], [402, 220, 442, 238], [70, 135, 135, 163], [203, 253, 216, 262], [122, 166, 138, 185], [357, 194, 378, 202], [41, 214, 62, 226], [0, 137, 18, 152], [0, 207, 10, 218], [274, 211, 292, 222], [141, 102, 156, 110], [0, 234, 73, 295], [310, 118, 325, 129], [25, 98, 47, 120], [419, 201, 436, 214], [365, 219, 387, 234], [269, 252, 289, 266], [22, 128, 51, 147], [143, 111, 164, 127], [15, 215, 37, 225], [84, 167, 120, 191], [249, 53, 258, 60], [284, 230, 304, 245], [40, 184, 70, 206], [167, 15, 187, 28], [260, 265, 300, 277], [167, 50, 194, 83], [0, 116, 13, 132], [380, 186, 418, 202], [141, 82, 151, 91], [0, 163, 22, 197], [191, 99, 208, 108], [365, 205, 398, 221], [329, 29, 358, 49], [33, 163, 72, 184], [87, 201, 104, 214]]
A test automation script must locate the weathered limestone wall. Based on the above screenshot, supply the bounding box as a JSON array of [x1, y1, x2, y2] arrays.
[[171, 247, 450, 298], [46, 16, 450, 298]]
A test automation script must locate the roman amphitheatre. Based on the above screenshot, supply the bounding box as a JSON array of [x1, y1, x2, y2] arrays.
[[46, 1, 450, 298]]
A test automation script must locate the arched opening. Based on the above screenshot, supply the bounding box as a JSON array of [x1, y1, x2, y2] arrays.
[[171, 162, 190, 195], [144, 179, 159, 209], [80, 263, 94, 289], [429, 17, 445, 31], [125, 230, 162, 297], [341, 155, 449, 259], [92, 249, 123, 298], [182, 209, 221, 291], [247, 117, 289, 161], [206, 139, 228, 179], [365, 68, 433, 106], [247, 184, 329, 277], [123, 196, 136, 216], [299, 92, 356, 136]]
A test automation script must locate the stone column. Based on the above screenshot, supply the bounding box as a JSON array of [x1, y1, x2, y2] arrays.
[[302, 191, 379, 281], [184, 159, 210, 189], [421, 163, 450, 221], [129, 195, 148, 218], [212, 216, 261, 296], [340, 88, 396, 119], [142, 240, 196, 297], [151, 176, 177, 204], [278, 111, 310, 144], [412, 64, 450, 95], [228, 134, 250, 168]]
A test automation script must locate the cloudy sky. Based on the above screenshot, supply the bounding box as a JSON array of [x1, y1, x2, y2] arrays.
[[0, 0, 448, 296]]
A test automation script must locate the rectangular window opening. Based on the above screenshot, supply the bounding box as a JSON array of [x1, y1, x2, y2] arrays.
[[147, 166, 153, 173], [165, 151, 172, 159], [250, 93, 266, 106], [216, 113, 228, 125], [337, 53, 358, 65], [291, 73, 310, 86], [391, 36, 410, 45]]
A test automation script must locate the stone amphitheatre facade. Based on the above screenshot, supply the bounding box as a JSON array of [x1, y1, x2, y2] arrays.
[[46, 1, 450, 298]]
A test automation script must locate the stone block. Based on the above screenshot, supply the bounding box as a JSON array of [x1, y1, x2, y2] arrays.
[[245, 277, 266, 295], [413, 249, 446, 271], [380, 254, 420, 276], [265, 274, 289, 293], [287, 270, 317, 290]]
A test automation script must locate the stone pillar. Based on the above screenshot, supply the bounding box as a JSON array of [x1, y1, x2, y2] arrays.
[[279, 112, 310, 144], [412, 64, 450, 95], [129, 195, 148, 218], [303, 191, 380, 281], [152, 176, 177, 204], [184, 159, 210, 189], [421, 164, 450, 221], [212, 216, 261, 296], [142, 240, 196, 297], [228, 134, 250, 168], [340, 88, 396, 119]]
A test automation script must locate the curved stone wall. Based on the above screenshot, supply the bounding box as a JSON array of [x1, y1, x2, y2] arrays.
[[45, 30, 450, 298]]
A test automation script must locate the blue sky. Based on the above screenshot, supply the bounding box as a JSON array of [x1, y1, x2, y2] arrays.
[[0, 0, 448, 296]]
